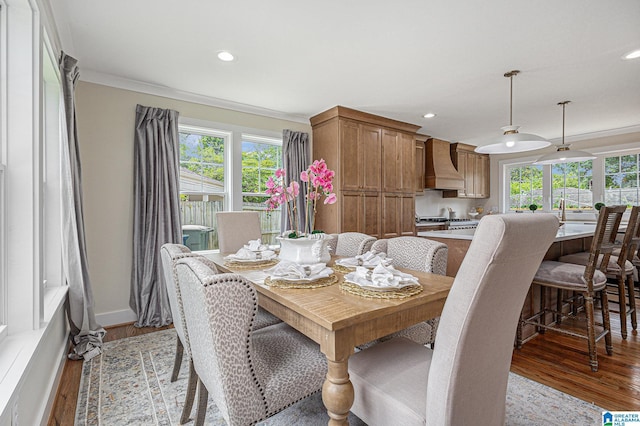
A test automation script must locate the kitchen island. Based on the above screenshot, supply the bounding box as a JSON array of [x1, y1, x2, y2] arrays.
[[418, 222, 596, 277]]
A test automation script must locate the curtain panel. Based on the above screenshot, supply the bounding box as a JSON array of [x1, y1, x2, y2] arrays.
[[282, 129, 310, 233], [130, 104, 182, 327], [59, 52, 105, 360]]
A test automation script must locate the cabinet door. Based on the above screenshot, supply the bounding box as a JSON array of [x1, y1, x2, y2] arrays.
[[476, 154, 490, 198], [456, 151, 469, 197], [360, 124, 382, 192], [381, 193, 399, 238], [400, 194, 415, 236], [399, 132, 415, 193], [382, 129, 399, 192], [340, 192, 361, 233], [415, 139, 425, 193], [340, 120, 361, 191], [362, 192, 380, 238]]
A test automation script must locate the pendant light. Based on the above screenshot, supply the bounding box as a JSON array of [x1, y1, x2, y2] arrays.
[[475, 70, 551, 154], [534, 101, 596, 165]]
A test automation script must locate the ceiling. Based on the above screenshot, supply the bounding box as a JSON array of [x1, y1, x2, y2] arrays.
[[50, 0, 640, 148]]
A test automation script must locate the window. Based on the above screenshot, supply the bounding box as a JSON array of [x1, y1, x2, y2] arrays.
[[241, 135, 282, 245], [179, 127, 229, 251], [508, 164, 543, 210], [551, 161, 593, 210], [605, 154, 640, 207]]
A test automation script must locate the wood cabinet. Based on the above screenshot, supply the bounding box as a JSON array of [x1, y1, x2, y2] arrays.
[[414, 135, 427, 193], [443, 143, 490, 199], [310, 106, 420, 238]]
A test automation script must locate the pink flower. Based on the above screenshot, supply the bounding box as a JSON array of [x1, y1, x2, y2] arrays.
[[275, 168, 285, 178], [300, 170, 309, 182], [324, 193, 337, 205]]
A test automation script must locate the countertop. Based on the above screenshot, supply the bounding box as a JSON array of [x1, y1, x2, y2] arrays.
[[417, 222, 597, 242]]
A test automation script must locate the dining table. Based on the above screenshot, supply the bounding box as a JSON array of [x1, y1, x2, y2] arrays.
[[204, 252, 454, 426]]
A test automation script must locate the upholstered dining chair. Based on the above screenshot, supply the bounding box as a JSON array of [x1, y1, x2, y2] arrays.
[[216, 211, 262, 253], [518, 205, 626, 371], [160, 244, 281, 424], [175, 256, 327, 426], [348, 214, 559, 426], [327, 232, 376, 256], [557, 205, 640, 339], [370, 236, 448, 346]]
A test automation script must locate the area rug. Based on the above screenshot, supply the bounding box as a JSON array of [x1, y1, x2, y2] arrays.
[[75, 329, 603, 425]]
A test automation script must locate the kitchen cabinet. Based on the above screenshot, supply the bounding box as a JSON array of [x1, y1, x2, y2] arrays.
[[310, 106, 420, 237], [414, 135, 427, 193], [443, 143, 490, 199]]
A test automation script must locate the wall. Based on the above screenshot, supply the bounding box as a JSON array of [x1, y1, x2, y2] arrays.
[[415, 190, 480, 220], [75, 82, 311, 325]]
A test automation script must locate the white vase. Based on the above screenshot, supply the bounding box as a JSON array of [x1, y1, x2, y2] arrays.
[[277, 234, 333, 264]]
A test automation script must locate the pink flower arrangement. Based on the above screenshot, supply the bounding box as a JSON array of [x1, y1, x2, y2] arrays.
[[265, 159, 337, 237]]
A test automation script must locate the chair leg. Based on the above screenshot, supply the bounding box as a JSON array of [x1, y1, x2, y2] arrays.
[[516, 311, 524, 349], [601, 289, 613, 356], [584, 293, 599, 372], [618, 275, 629, 339], [180, 359, 198, 424], [194, 378, 209, 426], [172, 338, 184, 382], [628, 273, 637, 331], [538, 286, 546, 334]]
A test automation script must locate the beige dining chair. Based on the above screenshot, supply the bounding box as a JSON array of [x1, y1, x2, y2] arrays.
[[327, 232, 376, 256], [216, 211, 262, 253], [175, 256, 327, 426], [370, 236, 448, 346], [348, 213, 559, 426], [160, 244, 281, 423], [557, 205, 640, 339], [518, 205, 625, 371]]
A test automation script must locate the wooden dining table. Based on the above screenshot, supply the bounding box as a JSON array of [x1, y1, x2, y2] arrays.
[[205, 252, 454, 426]]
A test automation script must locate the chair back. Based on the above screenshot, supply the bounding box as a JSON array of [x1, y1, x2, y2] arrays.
[[426, 214, 559, 426], [617, 206, 640, 269], [330, 232, 376, 256], [371, 236, 447, 275], [175, 256, 265, 424], [216, 211, 262, 253], [584, 205, 626, 287], [160, 243, 198, 355]]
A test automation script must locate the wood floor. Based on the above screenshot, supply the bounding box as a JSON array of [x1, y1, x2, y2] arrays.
[[48, 308, 640, 424]]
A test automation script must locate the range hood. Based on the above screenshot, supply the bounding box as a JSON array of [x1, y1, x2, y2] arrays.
[[425, 138, 465, 190]]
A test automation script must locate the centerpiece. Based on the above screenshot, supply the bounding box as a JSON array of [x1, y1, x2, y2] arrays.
[[265, 159, 337, 264]]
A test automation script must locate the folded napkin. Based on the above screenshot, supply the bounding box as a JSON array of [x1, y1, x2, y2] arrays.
[[245, 239, 268, 252], [346, 263, 418, 289], [336, 251, 391, 268], [225, 247, 275, 261], [266, 261, 332, 280]]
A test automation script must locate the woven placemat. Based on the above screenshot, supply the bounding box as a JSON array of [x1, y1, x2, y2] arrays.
[[265, 274, 339, 289], [339, 281, 423, 299], [223, 259, 279, 269], [332, 264, 355, 274]]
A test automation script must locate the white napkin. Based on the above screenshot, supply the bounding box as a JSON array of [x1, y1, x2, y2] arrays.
[[245, 239, 268, 251], [266, 261, 332, 280], [346, 263, 418, 289], [225, 247, 275, 261], [336, 251, 391, 268]]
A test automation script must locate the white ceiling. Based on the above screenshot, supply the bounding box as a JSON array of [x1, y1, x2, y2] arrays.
[[50, 0, 640, 148]]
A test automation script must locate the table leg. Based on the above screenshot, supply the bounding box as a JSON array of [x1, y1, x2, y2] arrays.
[[322, 358, 354, 426]]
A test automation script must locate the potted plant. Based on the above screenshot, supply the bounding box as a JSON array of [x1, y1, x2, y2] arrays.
[[594, 202, 605, 211], [528, 204, 538, 213]]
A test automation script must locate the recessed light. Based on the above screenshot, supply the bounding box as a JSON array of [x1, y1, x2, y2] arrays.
[[623, 49, 640, 60], [217, 51, 235, 62], [423, 113, 436, 119]]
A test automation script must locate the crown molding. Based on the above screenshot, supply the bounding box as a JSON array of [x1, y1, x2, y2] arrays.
[[79, 69, 311, 125], [548, 124, 640, 144]]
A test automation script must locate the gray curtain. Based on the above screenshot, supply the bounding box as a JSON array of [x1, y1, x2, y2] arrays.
[[282, 129, 310, 233], [130, 104, 182, 327], [59, 52, 105, 361]]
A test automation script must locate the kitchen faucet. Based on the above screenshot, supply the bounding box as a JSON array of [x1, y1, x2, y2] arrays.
[[559, 198, 567, 222]]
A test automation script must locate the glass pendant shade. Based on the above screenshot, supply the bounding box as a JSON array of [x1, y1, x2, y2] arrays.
[[475, 70, 550, 155], [533, 101, 595, 165]]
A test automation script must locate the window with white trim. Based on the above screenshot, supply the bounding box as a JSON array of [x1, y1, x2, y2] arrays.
[[551, 161, 593, 210], [605, 154, 640, 206], [241, 135, 282, 245], [508, 164, 543, 210]]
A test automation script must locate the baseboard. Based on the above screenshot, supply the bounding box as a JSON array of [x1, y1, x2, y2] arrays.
[[96, 308, 138, 327]]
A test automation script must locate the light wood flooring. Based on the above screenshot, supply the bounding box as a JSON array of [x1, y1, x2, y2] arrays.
[[48, 303, 640, 425]]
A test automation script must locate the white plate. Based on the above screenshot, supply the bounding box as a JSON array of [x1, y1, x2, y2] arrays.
[[335, 258, 391, 269], [343, 272, 418, 291], [270, 268, 333, 282], [224, 254, 277, 263]]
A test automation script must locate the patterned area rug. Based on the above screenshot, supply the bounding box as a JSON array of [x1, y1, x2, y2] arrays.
[[75, 328, 603, 425]]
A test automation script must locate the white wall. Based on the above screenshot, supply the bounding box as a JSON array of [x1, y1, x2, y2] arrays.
[[75, 81, 311, 325]]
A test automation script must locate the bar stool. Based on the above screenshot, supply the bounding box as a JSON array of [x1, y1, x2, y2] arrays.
[[517, 205, 626, 372]]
